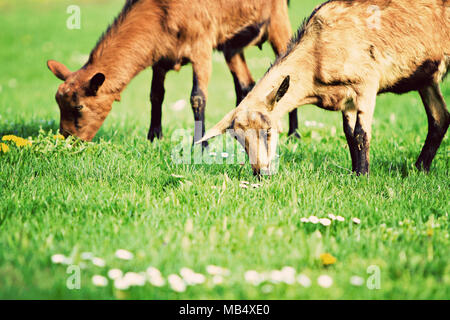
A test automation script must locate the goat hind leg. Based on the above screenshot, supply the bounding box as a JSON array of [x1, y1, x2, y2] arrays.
[[416, 83, 450, 171], [148, 64, 167, 141], [224, 50, 255, 106]]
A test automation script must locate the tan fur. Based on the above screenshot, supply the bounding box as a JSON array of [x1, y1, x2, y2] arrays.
[[202, 0, 450, 175], [47, 0, 292, 141]]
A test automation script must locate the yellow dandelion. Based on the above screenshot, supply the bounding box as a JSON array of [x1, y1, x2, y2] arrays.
[[54, 134, 65, 140], [2, 135, 31, 147], [14, 137, 32, 148], [1, 143, 9, 153], [2, 135, 18, 142], [320, 253, 337, 266]]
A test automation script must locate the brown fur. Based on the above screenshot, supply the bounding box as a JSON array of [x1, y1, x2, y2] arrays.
[[47, 0, 294, 142], [202, 0, 450, 175]]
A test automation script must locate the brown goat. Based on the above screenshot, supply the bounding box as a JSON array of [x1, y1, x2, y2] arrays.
[[200, 0, 450, 176], [47, 0, 299, 143]]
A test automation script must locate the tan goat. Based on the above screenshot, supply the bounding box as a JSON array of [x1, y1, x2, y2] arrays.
[[200, 0, 450, 176]]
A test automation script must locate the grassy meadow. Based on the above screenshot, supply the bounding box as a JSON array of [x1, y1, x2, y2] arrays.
[[0, 0, 448, 299]]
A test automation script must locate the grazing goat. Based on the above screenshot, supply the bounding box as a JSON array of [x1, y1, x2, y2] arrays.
[[47, 0, 299, 143], [200, 0, 450, 176]]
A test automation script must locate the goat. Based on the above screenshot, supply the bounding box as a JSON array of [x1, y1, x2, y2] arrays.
[[47, 0, 299, 143], [200, 0, 450, 176]]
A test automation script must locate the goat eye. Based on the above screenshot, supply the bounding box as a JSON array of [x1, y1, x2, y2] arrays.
[[74, 105, 83, 110]]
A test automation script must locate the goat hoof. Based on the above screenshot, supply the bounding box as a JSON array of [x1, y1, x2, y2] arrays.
[[148, 127, 163, 142], [288, 131, 301, 140]]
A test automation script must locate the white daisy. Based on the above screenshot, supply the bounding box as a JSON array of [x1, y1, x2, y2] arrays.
[[245, 270, 262, 286], [297, 274, 312, 288], [123, 272, 146, 287], [350, 276, 364, 286], [92, 257, 106, 267], [92, 275, 108, 287], [309, 216, 319, 224], [320, 218, 332, 226], [108, 269, 123, 280], [317, 275, 333, 288], [51, 254, 66, 264], [352, 218, 361, 224], [115, 249, 134, 260], [281, 267, 296, 285], [168, 274, 186, 292], [114, 278, 130, 290]]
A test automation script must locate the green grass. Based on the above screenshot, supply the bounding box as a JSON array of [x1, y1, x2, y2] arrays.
[[0, 0, 449, 300]]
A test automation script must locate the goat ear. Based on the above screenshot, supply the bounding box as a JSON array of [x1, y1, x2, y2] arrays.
[[266, 75, 290, 109], [197, 109, 237, 144], [47, 60, 72, 81], [88, 73, 105, 95]]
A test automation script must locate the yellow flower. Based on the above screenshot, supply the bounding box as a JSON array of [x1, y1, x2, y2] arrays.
[[1, 143, 9, 153], [54, 134, 65, 140], [320, 253, 337, 266], [2, 135, 31, 147], [14, 137, 32, 148], [2, 135, 18, 142]]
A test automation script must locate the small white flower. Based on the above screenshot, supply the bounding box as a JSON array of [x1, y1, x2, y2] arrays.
[[317, 275, 333, 288], [270, 270, 284, 284], [245, 270, 262, 286], [320, 218, 332, 226], [114, 278, 130, 290], [147, 267, 165, 287], [180, 268, 194, 279], [209, 152, 217, 157], [206, 265, 222, 276], [300, 217, 309, 223], [350, 276, 365, 286], [115, 249, 134, 260], [92, 275, 108, 287], [221, 152, 229, 158], [147, 267, 162, 278], [168, 274, 186, 292], [206, 265, 230, 276], [352, 218, 361, 225], [328, 213, 337, 220], [281, 267, 296, 285], [251, 183, 262, 189], [336, 215, 345, 222], [81, 252, 94, 260], [297, 274, 312, 288], [51, 254, 66, 264], [309, 216, 319, 224], [92, 257, 106, 267], [108, 269, 123, 280], [239, 183, 249, 189], [180, 268, 206, 285], [123, 272, 146, 286]]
